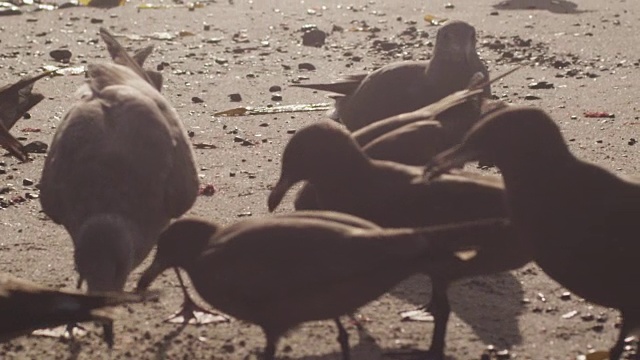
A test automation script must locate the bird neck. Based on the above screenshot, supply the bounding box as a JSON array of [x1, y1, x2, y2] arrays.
[[74, 214, 137, 292]]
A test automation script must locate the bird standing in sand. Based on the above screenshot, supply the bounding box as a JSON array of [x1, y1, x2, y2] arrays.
[[39, 29, 199, 298], [425, 106, 640, 360], [293, 20, 490, 131], [137, 212, 509, 360], [268, 121, 530, 359]]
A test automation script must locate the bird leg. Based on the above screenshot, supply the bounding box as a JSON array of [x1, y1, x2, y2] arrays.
[[164, 268, 230, 325], [334, 318, 351, 360], [610, 313, 638, 360], [263, 331, 278, 360], [61, 276, 87, 341], [424, 277, 451, 360]]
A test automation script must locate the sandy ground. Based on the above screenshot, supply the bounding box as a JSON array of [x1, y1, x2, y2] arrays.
[[0, 0, 639, 358]]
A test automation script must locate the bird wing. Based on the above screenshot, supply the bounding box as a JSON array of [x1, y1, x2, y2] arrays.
[[0, 71, 52, 130]]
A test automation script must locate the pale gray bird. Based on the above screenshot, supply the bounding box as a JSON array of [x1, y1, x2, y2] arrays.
[[293, 20, 490, 131], [425, 106, 640, 360], [39, 30, 199, 297]]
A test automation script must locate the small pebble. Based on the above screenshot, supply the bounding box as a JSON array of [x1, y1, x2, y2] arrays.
[[228, 93, 242, 102], [50, 49, 72, 63], [269, 85, 282, 92], [302, 29, 326, 47], [298, 63, 316, 71]]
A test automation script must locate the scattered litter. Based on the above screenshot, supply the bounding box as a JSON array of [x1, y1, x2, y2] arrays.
[[424, 14, 448, 26], [137, 1, 206, 10], [193, 142, 217, 149], [42, 65, 86, 76], [32, 324, 88, 339], [198, 184, 216, 196], [214, 103, 331, 117], [584, 111, 615, 118], [399, 308, 434, 322]]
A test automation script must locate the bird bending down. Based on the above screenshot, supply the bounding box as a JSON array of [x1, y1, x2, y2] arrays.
[[293, 20, 490, 131], [268, 121, 531, 359], [38, 28, 201, 335], [137, 212, 510, 360], [424, 105, 640, 360]]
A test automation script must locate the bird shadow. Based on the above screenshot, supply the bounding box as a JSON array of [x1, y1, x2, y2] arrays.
[[280, 324, 443, 360], [153, 322, 188, 360], [390, 273, 524, 350], [65, 339, 82, 360], [492, 0, 588, 14]]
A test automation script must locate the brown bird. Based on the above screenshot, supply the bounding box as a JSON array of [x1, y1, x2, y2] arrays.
[[292, 68, 515, 212], [292, 20, 490, 131], [39, 29, 198, 298], [0, 273, 154, 347], [0, 71, 53, 161], [268, 121, 531, 359], [424, 105, 640, 360], [137, 212, 510, 360]]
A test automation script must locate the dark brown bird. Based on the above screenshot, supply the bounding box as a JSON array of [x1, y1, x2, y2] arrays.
[[424, 105, 640, 360], [292, 69, 515, 212], [292, 20, 490, 131], [268, 121, 531, 358], [137, 212, 510, 360], [39, 29, 198, 297], [0, 71, 53, 161], [0, 273, 153, 347]]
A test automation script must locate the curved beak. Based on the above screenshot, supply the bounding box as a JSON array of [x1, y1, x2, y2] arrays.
[[422, 144, 481, 182], [136, 258, 167, 292], [267, 176, 295, 212]]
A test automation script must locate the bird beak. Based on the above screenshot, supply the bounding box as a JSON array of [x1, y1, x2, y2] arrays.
[[422, 144, 480, 181], [267, 176, 295, 212], [136, 259, 167, 292]]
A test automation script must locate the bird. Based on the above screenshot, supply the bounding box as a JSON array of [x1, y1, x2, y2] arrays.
[[137, 212, 510, 360], [424, 105, 640, 360], [0, 272, 154, 347], [39, 29, 198, 302], [268, 121, 531, 359], [292, 20, 490, 131], [0, 70, 53, 161], [0, 71, 51, 131], [292, 68, 515, 212]]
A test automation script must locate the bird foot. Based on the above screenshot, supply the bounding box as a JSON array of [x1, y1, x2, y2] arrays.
[[165, 298, 230, 325], [398, 306, 435, 322]]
